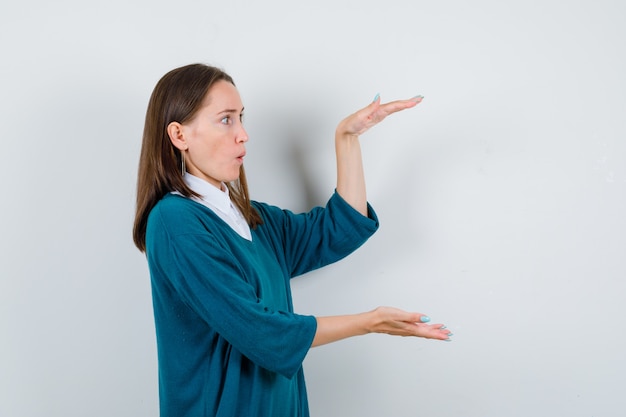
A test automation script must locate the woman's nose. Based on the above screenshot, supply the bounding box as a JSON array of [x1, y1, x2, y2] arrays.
[[237, 126, 249, 143]]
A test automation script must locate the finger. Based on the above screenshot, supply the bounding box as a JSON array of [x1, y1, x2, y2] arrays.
[[379, 96, 423, 115], [359, 95, 381, 116], [416, 322, 453, 341], [361, 94, 417, 116], [404, 312, 431, 324], [432, 324, 453, 341]]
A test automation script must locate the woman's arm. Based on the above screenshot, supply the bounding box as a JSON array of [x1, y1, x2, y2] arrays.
[[312, 306, 451, 347], [335, 94, 423, 215]]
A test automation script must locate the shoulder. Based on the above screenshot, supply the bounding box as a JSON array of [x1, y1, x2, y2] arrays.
[[251, 200, 286, 219], [251, 199, 303, 229], [149, 193, 194, 221], [147, 194, 216, 235]]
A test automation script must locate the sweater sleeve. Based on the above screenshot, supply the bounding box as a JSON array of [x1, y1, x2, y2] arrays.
[[147, 202, 317, 379], [253, 191, 380, 278]]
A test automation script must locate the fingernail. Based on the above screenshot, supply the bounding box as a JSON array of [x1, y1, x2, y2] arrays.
[[440, 326, 447, 330], [373, 93, 380, 103], [411, 95, 424, 101], [445, 338, 452, 342], [420, 316, 430, 323], [447, 333, 454, 337]]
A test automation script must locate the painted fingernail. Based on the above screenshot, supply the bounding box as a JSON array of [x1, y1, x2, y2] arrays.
[[373, 93, 380, 103], [411, 95, 424, 101], [447, 333, 454, 337], [445, 338, 452, 342], [420, 316, 430, 323], [440, 326, 447, 330]]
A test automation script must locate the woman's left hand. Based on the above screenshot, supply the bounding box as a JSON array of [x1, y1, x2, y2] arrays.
[[336, 94, 423, 137]]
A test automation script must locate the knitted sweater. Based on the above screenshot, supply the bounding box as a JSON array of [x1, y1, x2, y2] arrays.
[[145, 191, 379, 416]]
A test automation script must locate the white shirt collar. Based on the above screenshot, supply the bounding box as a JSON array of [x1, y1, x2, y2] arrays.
[[181, 173, 252, 240], [183, 173, 231, 216]]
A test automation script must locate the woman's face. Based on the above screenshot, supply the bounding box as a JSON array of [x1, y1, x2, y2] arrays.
[[180, 80, 248, 189]]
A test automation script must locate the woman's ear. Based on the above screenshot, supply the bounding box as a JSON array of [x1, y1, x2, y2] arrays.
[[167, 122, 188, 151]]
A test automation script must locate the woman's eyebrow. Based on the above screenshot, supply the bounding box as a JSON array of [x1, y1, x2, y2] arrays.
[[217, 106, 244, 115]]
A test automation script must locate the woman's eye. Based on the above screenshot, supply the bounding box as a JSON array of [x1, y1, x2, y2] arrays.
[[220, 116, 231, 125]]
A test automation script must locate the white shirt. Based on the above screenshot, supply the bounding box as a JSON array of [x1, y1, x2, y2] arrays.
[[175, 173, 252, 240]]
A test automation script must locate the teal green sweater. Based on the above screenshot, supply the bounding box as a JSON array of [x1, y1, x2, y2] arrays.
[[145, 191, 379, 416]]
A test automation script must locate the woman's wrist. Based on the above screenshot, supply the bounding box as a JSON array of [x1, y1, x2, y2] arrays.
[[355, 311, 373, 336], [335, 128, 360, 143], [362, 308, 386, 335]]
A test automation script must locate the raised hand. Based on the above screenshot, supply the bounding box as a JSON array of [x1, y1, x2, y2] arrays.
[[336, 94, 423, 138], [334, 94, 424, 215]]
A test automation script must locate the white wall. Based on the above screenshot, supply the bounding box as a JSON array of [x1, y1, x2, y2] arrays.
[[2, 1, 625, 416]]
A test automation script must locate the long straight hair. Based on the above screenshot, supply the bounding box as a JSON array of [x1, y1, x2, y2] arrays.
[[132, 64, 262, 252]]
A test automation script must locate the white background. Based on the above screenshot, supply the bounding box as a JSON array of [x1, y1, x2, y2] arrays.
[[1, 1, 625, 416]]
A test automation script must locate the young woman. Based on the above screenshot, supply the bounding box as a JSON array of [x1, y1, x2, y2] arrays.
[[133, 63, 452, 417]]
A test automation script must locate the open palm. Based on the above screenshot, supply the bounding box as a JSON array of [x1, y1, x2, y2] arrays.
[[337, 94, 423, 137]]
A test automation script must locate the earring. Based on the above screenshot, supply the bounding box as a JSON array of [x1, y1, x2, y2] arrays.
[[181, 152, 186, 176]]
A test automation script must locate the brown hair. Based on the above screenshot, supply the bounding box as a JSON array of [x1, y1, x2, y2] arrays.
[[132, 63, 262, 252]]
